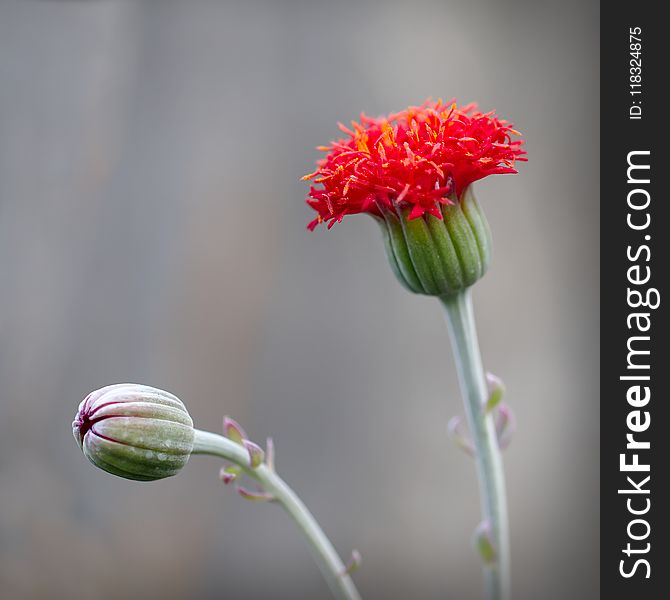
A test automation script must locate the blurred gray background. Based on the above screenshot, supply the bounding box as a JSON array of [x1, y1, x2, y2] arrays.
[[0, 1, 599, 599]]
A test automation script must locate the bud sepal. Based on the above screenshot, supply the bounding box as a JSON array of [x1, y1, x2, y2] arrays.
[[378, 186, 492, 297]]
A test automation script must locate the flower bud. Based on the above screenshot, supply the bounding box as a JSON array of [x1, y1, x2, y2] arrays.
[[304, 100, 524, 296], [379, 186, 492, 297], [73, 383, 195, 481]]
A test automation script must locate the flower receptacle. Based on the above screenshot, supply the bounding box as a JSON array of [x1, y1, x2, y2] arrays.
[[378, 186, 492, 297]]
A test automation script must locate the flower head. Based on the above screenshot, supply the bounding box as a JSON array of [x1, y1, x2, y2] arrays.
[[303, 99, 525, 230], [73, 383, 195, 481]]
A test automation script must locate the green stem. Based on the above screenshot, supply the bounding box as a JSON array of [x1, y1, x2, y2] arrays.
[[440, 290, 511, 600], [192, 430, 362, 600]]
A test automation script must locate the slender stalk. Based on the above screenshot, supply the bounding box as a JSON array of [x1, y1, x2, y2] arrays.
[[440, 289, 511, 600], [192, 429, 361, 600]]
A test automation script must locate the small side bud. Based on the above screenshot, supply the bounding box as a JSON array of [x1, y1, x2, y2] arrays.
[[484, 372, 505, 414], [243, 439, 265, 468], [219, 465, 240, 485], [473, 521, 497, 565], [447, 415, 474, 457], [340, 550, 362, 576], [223, 416, 247, 445], [237, 486, 274, 502], [495, 404, 516, 450]]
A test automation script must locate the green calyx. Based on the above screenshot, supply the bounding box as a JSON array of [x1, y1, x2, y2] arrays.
[[378, 186, 492, 297]]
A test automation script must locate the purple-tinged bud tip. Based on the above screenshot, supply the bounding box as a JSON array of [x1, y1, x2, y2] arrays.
[[237, 486, 274, 502], [495, 404, 516, 450], [219, 465, 240, 485], [447, 415, 475, 457], [223, 416, 247, 445], [242, 439, 265, 468], [340, 549, 362, 576]]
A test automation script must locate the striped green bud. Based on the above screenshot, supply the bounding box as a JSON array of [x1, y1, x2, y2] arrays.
[[73, 383, 194, 481]]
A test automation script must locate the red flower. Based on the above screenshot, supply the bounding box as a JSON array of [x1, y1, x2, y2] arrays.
[[303, 99, 526, 230]]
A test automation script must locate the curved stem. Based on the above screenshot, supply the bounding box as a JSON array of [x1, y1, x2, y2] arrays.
[[192, 430, 362, 600], [440, 290, 511, 600]]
